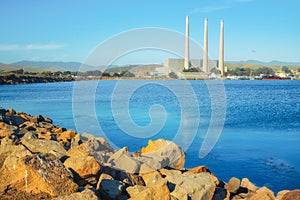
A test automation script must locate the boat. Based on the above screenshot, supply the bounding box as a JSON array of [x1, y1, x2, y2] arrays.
[[262, 76, 291, 80]]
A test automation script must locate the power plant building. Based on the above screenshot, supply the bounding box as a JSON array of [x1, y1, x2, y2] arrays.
[[164, 17, 224, 76]]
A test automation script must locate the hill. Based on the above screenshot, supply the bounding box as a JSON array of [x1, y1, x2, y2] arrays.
[[11, 61, 83, 71], [226, 60, 300, 66]]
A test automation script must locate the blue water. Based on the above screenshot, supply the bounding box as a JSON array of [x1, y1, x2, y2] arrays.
[[0, 80, 299, 193]]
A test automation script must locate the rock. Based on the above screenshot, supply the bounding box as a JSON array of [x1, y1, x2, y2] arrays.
[[166, 172, 216, 200], [126, 185, 146, 198], [71, 133, 82, 147], [107, 147, 141, 174], [18, 112, 31, 121], [139, 162, 156, 174], [9, 115, 26, 126], [99, 179, 125, 200], [6, 108, 16, 116], [64, 156, 101, 179], [55, 127, 67, 133], [212, 187, 230, 200], [43, 116, 53, 124], [159, 168, 182, 177], [141, 170, 162, 186], [67, 136, 113, 164], [38, 121, 55, 129], [81, 133, 114, 152], [129, 183, 170, 200], [249, 186, 275, 200], [52, 188, 100, 200], [0, 153, 78, 197], [145, 171, 166, 186], [21, 132, 66, 158], [141, 139, 185, 170], [226, 177, 241, 193], [125, 173, 145, 186], [57, 130, 77, 142], [241, 178, 258, 192], [0, 136, 32, 159], [96, 173, 114, 190], [0, 108, 6, 116], [183, 165, 209, 174], [136, 154, 170, 171], [281, 190, 300, 200], [0, 122, 18, 138], [30, 115, 45, 123], [276, 190, 290, 200], [37, 132, 52, 140]]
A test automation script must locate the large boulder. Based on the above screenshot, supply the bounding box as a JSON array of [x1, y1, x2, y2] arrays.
[[249, 186, 275, 200], [281, 190, 300, 200], [99, 179, 125, 200], [67, 135, 113, 164], [107, 147, 141, 174], [64, 156, 101, 179], [241, 178, 258, 192], [129, 183, 170, 200], [52, 188, 100, 200], [126, 185, 147, 198], [0, 136, 32, 163], [165, 172, 216, 200], [226, 177, 241, 193], [0, 122, 18, 138], [0, 153, 78, 197], [21, 132, 66, 158], [140, 139, 185, 170]]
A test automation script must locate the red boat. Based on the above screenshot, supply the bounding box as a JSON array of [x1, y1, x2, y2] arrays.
[[262, 76, 291, 80]]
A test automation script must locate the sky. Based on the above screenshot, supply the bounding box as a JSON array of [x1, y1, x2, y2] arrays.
[[0, 0, 299, 65]]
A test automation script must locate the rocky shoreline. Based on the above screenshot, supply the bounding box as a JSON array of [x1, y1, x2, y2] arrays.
[[0, 108, 299, 200], [0, 74, 74, 85]]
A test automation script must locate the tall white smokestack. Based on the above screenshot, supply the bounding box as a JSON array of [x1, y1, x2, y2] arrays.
[[203, 18, 208, 73], [219, 20, 224, 76], [184, 16, 190, 70]]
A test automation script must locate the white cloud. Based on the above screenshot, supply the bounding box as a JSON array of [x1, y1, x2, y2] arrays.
[[25, 44, 64, 50], [0, 43, 65, 51], [0, 44, 21, 51]]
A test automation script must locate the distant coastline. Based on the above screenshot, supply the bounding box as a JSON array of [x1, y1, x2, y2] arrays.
[[1, 61, 300, 85]]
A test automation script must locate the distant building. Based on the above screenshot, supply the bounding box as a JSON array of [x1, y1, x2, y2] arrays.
[[164, 58, 218, 73]]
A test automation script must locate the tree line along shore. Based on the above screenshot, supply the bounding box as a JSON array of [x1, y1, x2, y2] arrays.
[[0, 107, 299, 199], [1, 65, 300, 85]]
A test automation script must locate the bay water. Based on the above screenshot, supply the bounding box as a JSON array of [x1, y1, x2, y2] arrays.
[[0, 80, 299, 193]]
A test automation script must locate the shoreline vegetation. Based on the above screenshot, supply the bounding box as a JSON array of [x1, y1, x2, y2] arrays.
[[1, 63, 300, 85], [0, 107, 299, 199]]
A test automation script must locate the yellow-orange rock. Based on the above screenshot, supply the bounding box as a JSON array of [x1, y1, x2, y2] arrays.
[[0, 153, 78, 197], [184, 165, 209, 174], [0, 122, 18, 138], [58, 130, 76, 142], [64, 156, 101, 179], [241, 178, 258, 192], [249, 186, 275, 200], [129, 183, 170, 200], [141, 139, 185, 170], [141, 171, 162, 186], [281, 190, 300, 200]]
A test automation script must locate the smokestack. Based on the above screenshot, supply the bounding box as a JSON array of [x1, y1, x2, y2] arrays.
[[184, 16, 190, 70], [203, 18, 208, 73], [219, 20, 224, 76]]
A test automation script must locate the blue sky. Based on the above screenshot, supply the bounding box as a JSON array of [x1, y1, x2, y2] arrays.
[[0, 0, 299, 64]]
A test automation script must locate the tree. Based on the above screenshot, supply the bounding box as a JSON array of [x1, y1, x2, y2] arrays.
[[183, 67, 200, 72], [121, 71, 135, 77], [168, 72, 178, 79], [282, 66, 291, 73], [253, 67, 274, 76], [298, 68, 300, 72]]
